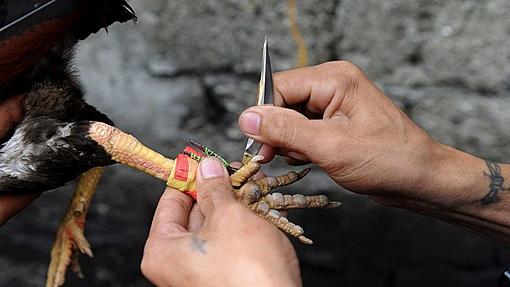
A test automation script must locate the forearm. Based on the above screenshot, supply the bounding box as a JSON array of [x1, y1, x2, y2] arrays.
[[399, 143, 510, 243]]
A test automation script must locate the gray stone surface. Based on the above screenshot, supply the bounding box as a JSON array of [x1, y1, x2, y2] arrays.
[[147, 0, 337, 74], [1, 0, 510, 286], [338, 0, 510, 93], [388, 85, 510, 161]]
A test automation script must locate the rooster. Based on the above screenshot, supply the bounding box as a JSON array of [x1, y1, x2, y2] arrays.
[[0, 1, 339, 286], [0, 1, 137, 285]]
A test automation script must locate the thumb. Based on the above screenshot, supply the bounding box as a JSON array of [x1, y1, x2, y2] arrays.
[[239, 106, 336, 161], [196, 157, 236, 216]]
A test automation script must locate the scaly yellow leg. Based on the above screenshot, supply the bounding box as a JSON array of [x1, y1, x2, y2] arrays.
[[46, 167, 103, 287], [88, 122, 174, 182]]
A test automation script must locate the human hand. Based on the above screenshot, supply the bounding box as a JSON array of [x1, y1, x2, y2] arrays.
[[239, 61, 448, 203], [141, 157, 301, 287], [0, 94, 39, 225]]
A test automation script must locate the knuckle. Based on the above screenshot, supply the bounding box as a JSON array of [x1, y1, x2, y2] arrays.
[[159, 193, 190, 215], [171, 196, 190, 214], [140, 251, 156, 279], [323, 61, 365, 97], [141, 239, 167, 282], [325, 60, 364, 84], [331, 60, 363, 76]]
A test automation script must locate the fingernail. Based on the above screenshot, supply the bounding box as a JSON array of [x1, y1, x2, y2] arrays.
[[240, 112, 261, 135], [200, 157, 225, 179]]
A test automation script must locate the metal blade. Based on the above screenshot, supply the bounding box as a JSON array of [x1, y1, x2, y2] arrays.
[[242, 36, 274, 165]]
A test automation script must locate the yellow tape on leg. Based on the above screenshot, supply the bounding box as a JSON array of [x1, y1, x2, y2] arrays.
[[166, 154, 199, 199]]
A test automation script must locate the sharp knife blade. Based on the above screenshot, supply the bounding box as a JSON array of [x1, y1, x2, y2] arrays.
[[242, 36, 274, 165]]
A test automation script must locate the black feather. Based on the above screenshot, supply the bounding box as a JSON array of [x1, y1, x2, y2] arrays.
[[73, 0, 137, 40]]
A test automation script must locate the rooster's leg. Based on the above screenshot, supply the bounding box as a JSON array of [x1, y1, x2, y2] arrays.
[[88, 122, 174, 182], [86, 122, 341, 245], [45, 123, 175, 287], [46, 167, 103, 287]]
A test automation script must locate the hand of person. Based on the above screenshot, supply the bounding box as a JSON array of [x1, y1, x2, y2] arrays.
[[239, 61, 470, 205], [0, 94, 39, 225], [141, 157, 301, 287]]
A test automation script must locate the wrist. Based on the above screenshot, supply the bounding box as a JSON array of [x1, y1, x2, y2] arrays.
[[401, 142, 487, 212], [392, 143, 510, 243]]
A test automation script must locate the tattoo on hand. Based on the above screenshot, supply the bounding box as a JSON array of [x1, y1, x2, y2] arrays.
[[190, 233, 207, 255], [481, 160, 509, 205]]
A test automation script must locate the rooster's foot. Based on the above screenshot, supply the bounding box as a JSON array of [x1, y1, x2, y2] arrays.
[[230, 155, 341, 244], [46, 167, 102, 287]]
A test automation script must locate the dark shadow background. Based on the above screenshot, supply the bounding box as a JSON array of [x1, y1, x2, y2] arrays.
[[2, 0, 510, 286]]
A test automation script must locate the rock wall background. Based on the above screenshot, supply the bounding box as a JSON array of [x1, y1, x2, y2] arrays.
[[2, 0, 510, 286]]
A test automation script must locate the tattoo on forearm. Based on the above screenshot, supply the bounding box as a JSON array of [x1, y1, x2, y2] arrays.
[[481, 160, 509, 204], [190, 233, 207, 254]]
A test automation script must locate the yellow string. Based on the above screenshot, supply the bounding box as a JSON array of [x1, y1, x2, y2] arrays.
[[287, 0, 308, 67]]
